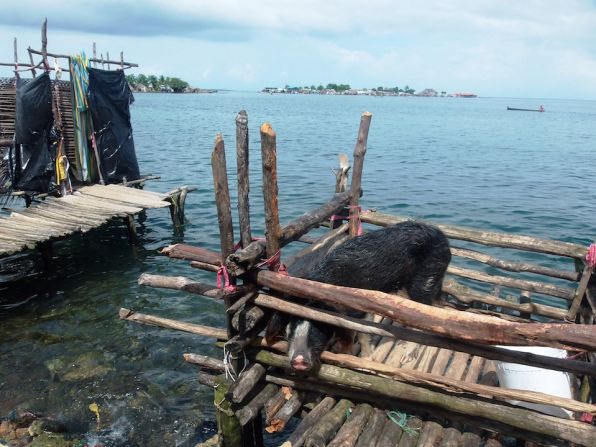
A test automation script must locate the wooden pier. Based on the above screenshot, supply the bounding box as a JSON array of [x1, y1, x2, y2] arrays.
[[121, 111, 596, 447], [0, 183, 190, 256]]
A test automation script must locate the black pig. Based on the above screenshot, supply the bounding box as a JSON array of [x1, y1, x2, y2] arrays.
[[265, 220, 451, 372]]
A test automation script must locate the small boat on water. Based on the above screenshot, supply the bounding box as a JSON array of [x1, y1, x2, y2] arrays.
[[507, 105, 545, 112]]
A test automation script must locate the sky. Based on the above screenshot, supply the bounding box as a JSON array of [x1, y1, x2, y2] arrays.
[[1, 0, 595, 99]]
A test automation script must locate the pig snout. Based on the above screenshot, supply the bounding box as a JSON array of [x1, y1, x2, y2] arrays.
[[290, 354, 313, 371]]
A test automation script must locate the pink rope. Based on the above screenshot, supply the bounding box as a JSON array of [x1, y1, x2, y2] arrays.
[[217, 266, 236, 293], [586, 243, 596, 269], [256, 250, 288, 275], [348, 205, 364, 236]]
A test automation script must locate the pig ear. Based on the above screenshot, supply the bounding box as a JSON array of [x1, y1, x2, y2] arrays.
[[265, 312, 289, 345]]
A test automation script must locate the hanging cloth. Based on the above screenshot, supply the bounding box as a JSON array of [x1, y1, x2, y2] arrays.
[[69, 53, 94, 182]]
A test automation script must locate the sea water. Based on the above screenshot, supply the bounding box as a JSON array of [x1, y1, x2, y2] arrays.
[[1, 92, 595, 445]]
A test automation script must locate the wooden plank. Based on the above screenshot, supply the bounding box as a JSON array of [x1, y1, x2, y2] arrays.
[[10, 212, 80, 233], [36, 203, 111, 224], [384, 340, 416, 367], [416, 346, 440, 373], [39, 199, 122, 220], [430, 349, 453, 376], [105, 184, 166, 199], [372, 338, 395, 363], [397, 342, 426, 370], [65, 194, 143, 214], [444, 352, 470, 380], [0, 218, 63, 238], [79, 185, 168, 209], [19, 208, 97, 231], [464, 357, 485, 383], [478, 360, 498, 386]]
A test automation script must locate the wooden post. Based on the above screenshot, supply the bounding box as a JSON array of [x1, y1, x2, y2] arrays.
[[92, 42, 97, 67], [120, 51, 124, 70], [100, 53, 104, 69], [260, 123, 282, 264], [106, 51, 110, 70], [349, 112, 372, 237], [41, 19, 49, 71], [236, 111, 252, 248], [27, 47, 36, 77], [124, 215, 137, 244], [13, 38, 19, 80], [566, 261, 594, 321], [214, 375, 243, 447]]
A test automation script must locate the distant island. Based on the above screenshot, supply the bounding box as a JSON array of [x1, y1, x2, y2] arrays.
[[125, 74, 217, 94], [262, 84, 477, 97]]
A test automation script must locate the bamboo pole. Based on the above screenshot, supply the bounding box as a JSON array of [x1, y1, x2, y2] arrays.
[[255, 269, 596, 351], [349, 112, 372, 237], [254, 350, 596, 446], [361, 211, 587, 259], [236, 110, 251, 248]]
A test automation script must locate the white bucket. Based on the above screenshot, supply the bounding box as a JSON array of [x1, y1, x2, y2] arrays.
[[495, 346, 574, 419]]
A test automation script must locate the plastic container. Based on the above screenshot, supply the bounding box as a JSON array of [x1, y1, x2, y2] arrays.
[[495, 346, 574, 418]]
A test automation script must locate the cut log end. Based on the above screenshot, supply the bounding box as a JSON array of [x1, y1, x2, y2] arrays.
[[119, 307, 134, 319], [260, 122, 276, 137], [362, 111, 372, 117]]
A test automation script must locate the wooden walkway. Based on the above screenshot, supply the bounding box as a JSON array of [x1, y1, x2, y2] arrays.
[[0, 184, 171, 256]]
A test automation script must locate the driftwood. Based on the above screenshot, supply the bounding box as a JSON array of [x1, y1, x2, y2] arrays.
[[254, 350, 596, 446], [304, 399, 352, 447], [236, 110, 252, 248], [236, 383, 278, 426], [198, 372, 218, 388], [443, 279, 567, 320], [255, 269, 596, 351], [348, 112, 372, 237], [450, 246, 578, 281], [138, 273, 220, 298], [183, 353, 225, 372], [227, 363, 266, 404], [267, 392, 303, 433], [132, 272, 594, 376], [119, 308, 227, 339], [353, 408, 385, 447], [361, 211, 587, 259], [265, 388, 289, 424], [260, 122, 282, 261], [282, 396, 336, 447], [327, 403, 373, 447], [226, 191, 352, 275]]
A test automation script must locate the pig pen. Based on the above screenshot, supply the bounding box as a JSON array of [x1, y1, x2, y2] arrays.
[[121, 111, 596, 447]]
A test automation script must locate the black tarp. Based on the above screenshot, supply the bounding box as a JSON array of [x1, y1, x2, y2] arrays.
[[87, 68, 140, 183], [12, 73, 54, 192]]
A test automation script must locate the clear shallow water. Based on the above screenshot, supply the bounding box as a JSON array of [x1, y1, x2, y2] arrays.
[[1, 93, 595, 445]]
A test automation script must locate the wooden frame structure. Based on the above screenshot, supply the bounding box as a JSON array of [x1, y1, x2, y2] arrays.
[[121, 110, 596, 446]]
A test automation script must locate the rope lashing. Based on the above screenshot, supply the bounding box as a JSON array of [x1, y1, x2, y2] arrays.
[[586, 243, 596, 269], [387, 411, 419, 436], [256, 250, 288, 274], [217, 265, 236, 293]]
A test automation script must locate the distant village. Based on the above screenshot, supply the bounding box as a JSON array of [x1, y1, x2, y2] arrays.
[[125, 74, 217, 94], [262, 84, 477, 97]]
